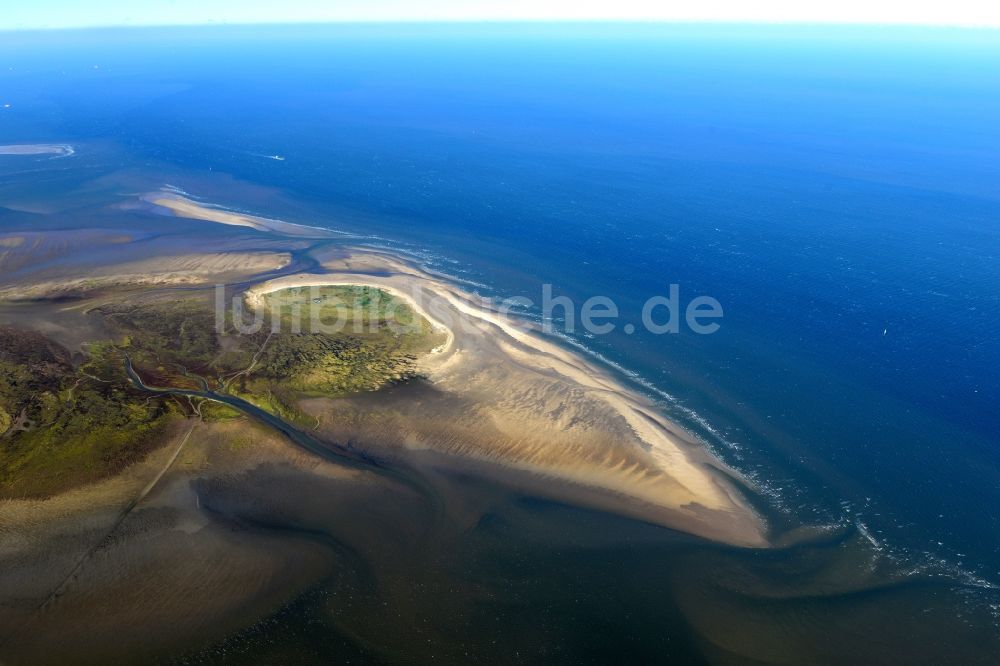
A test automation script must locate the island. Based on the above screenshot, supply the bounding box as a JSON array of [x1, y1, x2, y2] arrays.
[[0, 187, 767, 662]]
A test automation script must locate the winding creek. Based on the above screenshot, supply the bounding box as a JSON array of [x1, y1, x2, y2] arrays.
[[124, 355, 385, 474]]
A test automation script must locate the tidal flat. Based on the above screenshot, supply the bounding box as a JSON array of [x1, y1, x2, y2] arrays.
[[1, 166, 996, 664]]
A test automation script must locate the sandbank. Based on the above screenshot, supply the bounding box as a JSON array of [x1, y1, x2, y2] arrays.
[[245, 252, 768, 547], [0, 144, 74, 157]]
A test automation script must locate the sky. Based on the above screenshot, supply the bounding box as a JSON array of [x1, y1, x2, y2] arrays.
[[2, 0, 999, 30]]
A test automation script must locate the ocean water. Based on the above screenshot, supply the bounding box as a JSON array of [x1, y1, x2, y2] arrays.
[[2, 23, 999, 661]]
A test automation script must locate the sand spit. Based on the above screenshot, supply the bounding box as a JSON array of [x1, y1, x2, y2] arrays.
[[245, 251, 768, 547], [140, 191, 340, 237], [0, 144, 75, 158]]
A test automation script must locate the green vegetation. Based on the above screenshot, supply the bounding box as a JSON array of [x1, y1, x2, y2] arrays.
[[98, 297, 227, 385], [230, 286, 442, 419], [0, 327, 178, 498], [260, 285, 429, 335], [0, 285, 443, 497]]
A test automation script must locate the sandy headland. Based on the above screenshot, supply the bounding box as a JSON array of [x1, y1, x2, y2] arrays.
[[246, 250, 768, 547]]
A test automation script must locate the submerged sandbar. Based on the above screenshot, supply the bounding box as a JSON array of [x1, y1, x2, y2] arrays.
[[0, 144, 75, 157]]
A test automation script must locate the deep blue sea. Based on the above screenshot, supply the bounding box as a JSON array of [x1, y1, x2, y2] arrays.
[[2, 23, 999, 658]]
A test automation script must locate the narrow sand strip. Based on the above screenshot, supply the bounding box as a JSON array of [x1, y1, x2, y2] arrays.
[[140, 191, 340, 237]]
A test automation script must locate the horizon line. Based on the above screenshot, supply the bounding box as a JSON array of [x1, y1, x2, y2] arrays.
[[2, 18, 999, 33]]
